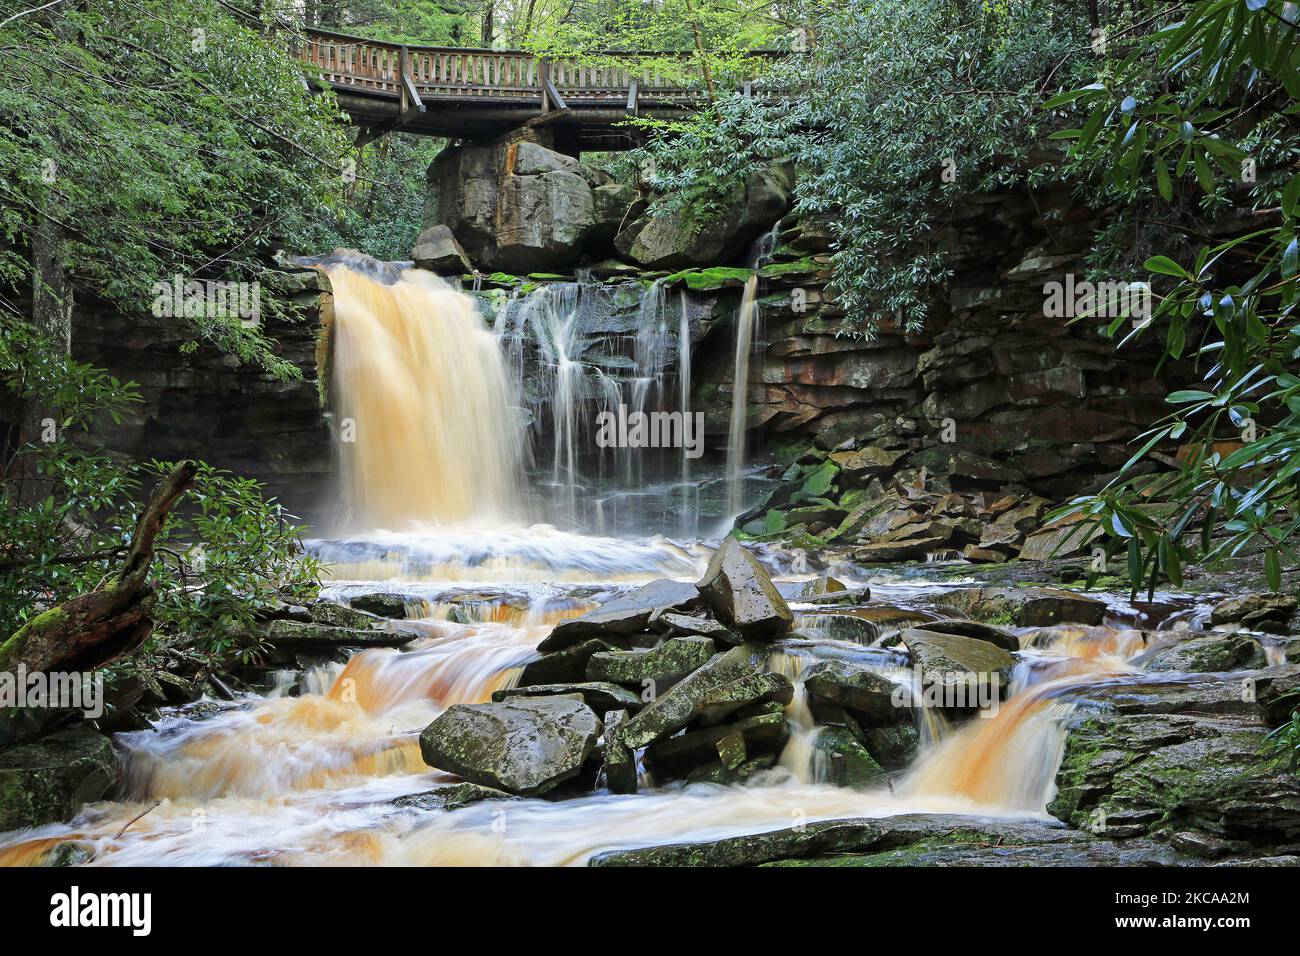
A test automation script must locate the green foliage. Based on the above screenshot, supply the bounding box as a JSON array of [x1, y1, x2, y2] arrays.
[[0, 315, 319, 661], [1266, 712, 1300, 773], [0, 0, 352, 377], [1045, 0, 1300, 595], [624, 0, 1089, 333], [634, 94, 800, 235]]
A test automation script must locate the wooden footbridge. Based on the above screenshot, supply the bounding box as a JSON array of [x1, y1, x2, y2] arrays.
[[297, 28, 781, 152]]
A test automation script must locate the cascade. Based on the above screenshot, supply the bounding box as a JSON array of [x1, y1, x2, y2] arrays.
[[327, 260, 521, 529]]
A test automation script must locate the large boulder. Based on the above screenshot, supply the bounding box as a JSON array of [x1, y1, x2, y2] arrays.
[[697, 538, 792, 640], [899, 629, 1015, 709], [411, 224, 472, 274], [1048, 677, 1300, 854], [538, 579, 702, 651], [615, 162, 794, 269], [802, 660, 902, 727], [1142, 633, 1267, 673], [419, 696, 602, 797], [425, 139, 632, 272], [810, 726, 887, 788], [0, 728, 118, 831]]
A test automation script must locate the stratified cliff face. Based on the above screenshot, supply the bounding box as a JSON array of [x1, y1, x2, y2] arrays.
[[68, 268, 335, 523], [702, 183, 1182, 503]]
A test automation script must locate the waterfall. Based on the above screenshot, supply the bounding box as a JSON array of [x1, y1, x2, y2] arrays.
[[677, 288, 697, 536], [724, 224, 780, 521], [726, 273, 760, 519], [326, 259, 521, 529]]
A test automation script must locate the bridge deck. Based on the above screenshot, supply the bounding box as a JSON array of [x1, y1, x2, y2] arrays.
[[296, 28, 778, 151]]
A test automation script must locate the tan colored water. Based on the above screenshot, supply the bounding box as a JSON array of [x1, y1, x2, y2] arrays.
[[0, 603, 1161, 866], [328, 265, 520, 529]]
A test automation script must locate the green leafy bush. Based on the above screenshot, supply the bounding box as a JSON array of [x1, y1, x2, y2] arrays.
[[0, 316, 319, 662]]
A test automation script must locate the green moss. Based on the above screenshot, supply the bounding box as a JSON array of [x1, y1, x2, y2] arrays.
[[758, 258, 823, 278], [662, 266, 754, 292]]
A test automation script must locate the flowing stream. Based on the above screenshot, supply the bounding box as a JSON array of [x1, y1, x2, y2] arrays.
[[0, 258, 1197, 867]]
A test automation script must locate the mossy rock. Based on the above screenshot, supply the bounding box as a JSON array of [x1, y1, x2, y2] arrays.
[[0, 728, 118, 831], [662, 266, 754, 292]]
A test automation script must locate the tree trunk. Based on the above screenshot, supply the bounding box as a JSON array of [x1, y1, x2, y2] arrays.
[[0, 460, 198, 674], [14, 215, 73, 506]]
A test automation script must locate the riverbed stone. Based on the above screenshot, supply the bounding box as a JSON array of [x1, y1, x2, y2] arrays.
[[617, 643, 767, 750], [0, 728, 118, 831], [910, 618, 1020, 652], [1210, 592, 1298, 633], [347, 592, 408, 618], [863, 722, 921, 770], [899, 629, 1015, 708], [935, 586, 1106, 627], [538, 579, 702, 651], [392, 782, 516, 812], [585, 636, 716, 685], [645, 705, 788, 779], [802, 660, 903, 727], [697, 672, 794, 725], [601, 710, 638, 794], [1048, 676, 1300, 851], [588, 814, 1191, 867], [518, 638, 611, 686], [810, 726, 887, 788], [419, 695, 602, 797], [649, 611, 741, 646], [697, 537, 793, 640], [492, 681, 642, 713], [263, 619, 411, 649], [1143, 632, 1267, 673]]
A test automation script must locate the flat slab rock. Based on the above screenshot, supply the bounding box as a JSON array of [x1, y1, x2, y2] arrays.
[[586, 636, 716, 685], [1048, 675, 1300, 856], [588, 814, 1200, 867], [419, 695, 602, 797], [617, 643, 767, 750], [492, 681, 642, 713], [538, 579, 702, 651]]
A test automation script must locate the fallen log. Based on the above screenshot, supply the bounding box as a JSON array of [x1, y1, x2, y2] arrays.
[[0, 460, 198, 673]]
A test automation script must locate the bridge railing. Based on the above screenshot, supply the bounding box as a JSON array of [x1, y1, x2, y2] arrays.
[[298, 28, 776, 104]]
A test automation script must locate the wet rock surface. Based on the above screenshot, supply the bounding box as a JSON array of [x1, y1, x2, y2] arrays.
[[1048, 676, 1300, 856], [0, 728, 118, 831], [419, 696, 603, 797], [697, 537, 793, 640], [538, 579, 702, 651], [588, 815, 1201, 867]]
